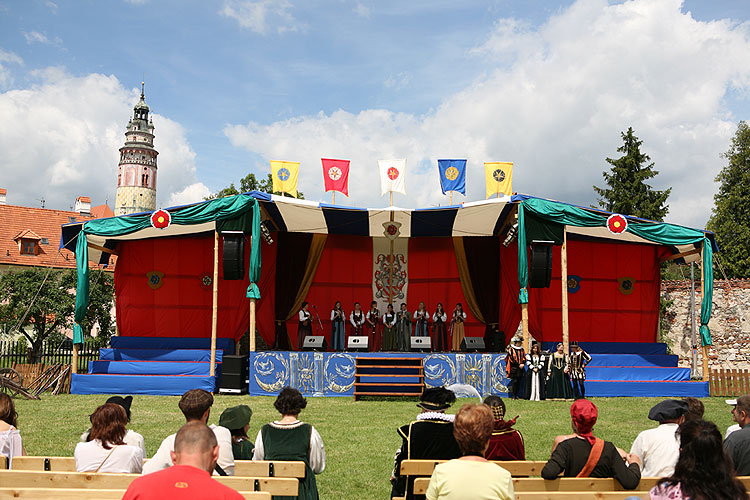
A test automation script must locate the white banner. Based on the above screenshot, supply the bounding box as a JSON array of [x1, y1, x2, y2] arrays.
[[378, 159, 407, 196], [372, 236, 408, 313]]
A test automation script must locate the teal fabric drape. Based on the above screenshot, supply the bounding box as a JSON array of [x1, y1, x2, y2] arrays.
[[516, 197, 713, 345], [73, 195, 262, 344]]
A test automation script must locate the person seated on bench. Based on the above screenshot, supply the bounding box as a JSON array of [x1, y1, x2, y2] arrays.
[[219, 404, 254, 460], [122, 422, 245, 500], [650, 419, 749, 500], [542, 399, 641, 489], [74, 403, 144, 473], [630, 399, 687, 478], [0, 393, 25, 468], [426, 403, 514, 500], [253, 386, 325, 500], [482, 395, 525, 461], [682, 397, 704, 422], [143, 389, 234, 476], [80, 395, 146, 458], [391, 386, 461, 500]]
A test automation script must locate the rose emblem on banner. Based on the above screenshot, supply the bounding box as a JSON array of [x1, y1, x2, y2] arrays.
[[327, 166, 342, 180], [387, 167, 400, 180], [383, 221, 402, 240], [493, 169, 506, 182], [150, 209, 171, 229], [617, 277, 635, 295], [607, 214, 628, 234], [277, 168, 290, 181], [445, 166, 459, 181], [146, 271, 164, 290]]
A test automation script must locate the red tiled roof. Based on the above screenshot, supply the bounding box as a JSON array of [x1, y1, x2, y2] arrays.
[[13, 229, 42, 241], [90, 204, 114, 219], [76, 196, 91, 203]]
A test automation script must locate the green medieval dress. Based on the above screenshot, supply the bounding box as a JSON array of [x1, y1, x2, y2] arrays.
[[260, 421, 320, 500]]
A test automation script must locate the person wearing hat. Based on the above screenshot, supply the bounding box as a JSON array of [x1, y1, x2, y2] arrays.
[[724, 395, 750, 475], [629, 399, 688, 477], [505, 336, 525, 399], [568, 341, 592, 399], [219, 405, 254, 460], [542, 399, 641, 489], [391, 387, 461, 500], [483, 395, 525, 460], [80, 395, 146, 458]]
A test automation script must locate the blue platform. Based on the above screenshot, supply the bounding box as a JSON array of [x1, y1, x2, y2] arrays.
[[541, 342, 667, 355], [99, 348, 221, 362], [110, 336, 235, 354], [71, 374, 218, 395]]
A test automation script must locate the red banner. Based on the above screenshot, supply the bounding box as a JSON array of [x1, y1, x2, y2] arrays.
[[321, 158, 350, 196]]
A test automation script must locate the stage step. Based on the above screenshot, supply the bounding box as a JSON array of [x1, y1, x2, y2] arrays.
[[110, 336, 235, 354], [585, 380, 709, 398], [99, 349, 222, 363], [88, 360, 219, 377], [541, 342, 668, 355], [587, 354, 679, 367], [71, 373, 217, 396], [586, 366, 690, 382], [354, 357, 424, 401]]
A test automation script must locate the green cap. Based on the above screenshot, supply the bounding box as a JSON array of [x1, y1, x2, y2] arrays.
[[219, 405, 253, 430]]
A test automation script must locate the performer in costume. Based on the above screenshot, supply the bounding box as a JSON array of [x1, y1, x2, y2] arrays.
[[382, 304, 397, 351], [432, 303, 448, 352], [413, 302, 429, 337], [390, 387, 460, 500], [349, 302, 365, 342], [524, 342, 547, 401], [366, 301, 381, 352], [568, 341, 592, 399], [483, 395, 525, 460], [546, 343, 574, 399], [505, 336, 526, 399], [330, 301, 346, 352], [450, 303, 467, 351], [396, 303, 412, 352], [297, 302, 312, 350]]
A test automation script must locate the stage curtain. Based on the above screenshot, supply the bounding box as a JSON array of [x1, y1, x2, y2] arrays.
[[254, 236, 278, 346], [287, 234, 328, 320], [452, 238, 485, 324]]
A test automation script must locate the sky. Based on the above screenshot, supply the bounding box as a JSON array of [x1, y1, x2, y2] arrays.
[[0, 0, 749, 229]]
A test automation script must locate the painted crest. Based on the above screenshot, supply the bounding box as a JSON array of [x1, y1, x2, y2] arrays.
[[445, 166, 459, 181], [202, 275, 212, 287], [150, 209, 171, 230], [493, 169, 506, 182], [617, 276, 635, 295], [277, 167, 291, 181], [327, 166, 342, 180], [567, 275, 582, 294], [387, 166, 400, 180], [374, 253, 407, 302], [607, 214, 628, 234], [146, 271, 164, 290], [383, 221, 402, 240]]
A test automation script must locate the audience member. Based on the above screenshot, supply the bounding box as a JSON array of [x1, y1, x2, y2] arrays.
[[542, 399, 641, 489], [682, 397, 704, 421], [391, 387, 461, 500], [726, 398, 742, 438], [650, 419, 749, 500], [253, 387, 325, 500], [80, 395, 146, 457], [630, 399, 687, 477], [74, 403, 144, 473], [0, 393, 25, 468], [122, 422, 244, 500], [724, 395, 750, 476], [426, 403, 514, 500], [219, 404, 254, 460], [482, 395, 525, 460], [143, 389, 234, 475]]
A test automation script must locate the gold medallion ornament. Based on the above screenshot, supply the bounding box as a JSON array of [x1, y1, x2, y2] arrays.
[[445, 166, 459, 181]]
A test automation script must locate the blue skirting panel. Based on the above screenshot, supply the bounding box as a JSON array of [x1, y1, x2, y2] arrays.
[[99, 349, 221, 363], [587, 354, 678, 367], [541, 342, 667, 355], [88, 360, 215, 376], [586, 380, 709, 398], [586, 366, 690, 382], [71, 373, 217, 396], [110, 337, 235, 355]]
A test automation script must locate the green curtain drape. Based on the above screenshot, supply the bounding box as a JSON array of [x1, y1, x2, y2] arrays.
[[516, 197, 714, 345], [73, 195, 262, 344]]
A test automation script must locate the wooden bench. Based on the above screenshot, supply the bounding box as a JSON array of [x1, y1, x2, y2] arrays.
[[0, 488, 271, 499], [400, 459, 546, 478]]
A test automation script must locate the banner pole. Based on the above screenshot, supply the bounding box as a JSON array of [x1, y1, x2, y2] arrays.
[[210, 230, 219, 379], [561, 226, 570, 354], [332, 191, 335, 205], [390, 191, 393, 207], [450, 191, 453, 205]]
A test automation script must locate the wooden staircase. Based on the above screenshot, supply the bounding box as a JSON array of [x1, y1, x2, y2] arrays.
[[354, 357, 424, 401]]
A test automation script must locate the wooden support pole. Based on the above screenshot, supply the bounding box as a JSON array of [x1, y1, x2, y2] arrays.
[[71, 344, 79, 374], [450, 191, 453, 205], [561, 227, 570, 355], [521, 303, 530, 352], [390, 191, 394, 207], [249, 298, 257, 352], [210, 231, 219, 378], [332, 191, 336, 205], [700, 249, 709, 382]]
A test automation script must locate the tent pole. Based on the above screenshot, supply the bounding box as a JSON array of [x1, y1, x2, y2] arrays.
[[690, 263, 697, 378], [521, 303, 529, 352], [72, 344, 78, 374], [561, 226, 569, 355], [700, 249, 709, 382], [390, 191, 393, 207], [249, 298, 257, 353], [210, 231, 219, 379], [332, 191, 335, 205], [450, 191, 453, 205]]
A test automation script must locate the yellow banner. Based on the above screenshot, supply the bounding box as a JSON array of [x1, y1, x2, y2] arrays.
[[270, 160, 300, 198], [484, 162, 513, 198]]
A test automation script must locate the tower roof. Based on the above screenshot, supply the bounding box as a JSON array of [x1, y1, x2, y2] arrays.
[[134, 81, 149, 112]]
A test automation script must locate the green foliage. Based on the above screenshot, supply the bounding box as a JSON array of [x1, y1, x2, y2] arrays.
[[207, 172, 304, 200], [707, 121, 750, 278], [594, 127, 671, 221]]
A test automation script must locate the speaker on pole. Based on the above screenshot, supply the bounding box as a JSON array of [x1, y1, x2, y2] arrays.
[[461, 337, 485, 352], [347, 336, 369, 352], [302, 336, 327, 351], [222, 231, 245, 281], [529, 240, 554, 288], [411, 337, 432, 353]]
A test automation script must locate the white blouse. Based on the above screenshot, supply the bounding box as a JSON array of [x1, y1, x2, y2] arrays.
[[413, 310, 430, 321], [350, 310, 364, 327], [330, 309, 346, 321], [80, 428, 146, 458], [383, 313, 397, 327], [0, 426, 23, 468], [432, 312, 447, 323], [74, 439, 144, 473], [298, 310, 311, 322]]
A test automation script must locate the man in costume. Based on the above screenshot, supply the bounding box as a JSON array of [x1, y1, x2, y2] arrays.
[[630, 399, 687, 477], [483, 395, 525, 460], [390, 387, 460, 500], [505, 336, 526, 399], [568, 341, 592, 399]]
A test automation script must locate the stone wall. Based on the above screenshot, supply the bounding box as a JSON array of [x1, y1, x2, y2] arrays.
[[661, 279, 750, 376]]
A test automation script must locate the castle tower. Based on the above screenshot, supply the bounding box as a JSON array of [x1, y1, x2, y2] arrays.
[[114, 82, 158, 215]]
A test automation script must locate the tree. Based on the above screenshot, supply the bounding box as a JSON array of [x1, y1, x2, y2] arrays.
[[707, 121, 750, 278], [206, 173, 303, 199], [0, 267, 114, 362], [594, 127, 671, 221]]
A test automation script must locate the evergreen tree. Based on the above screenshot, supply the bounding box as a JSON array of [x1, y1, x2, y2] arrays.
[[594, 127, 671, 221], [707, 121, 750, 278], [206, 173, 303, 199]]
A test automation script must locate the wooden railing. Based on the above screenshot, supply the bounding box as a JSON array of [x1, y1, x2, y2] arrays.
[[710, 368, 750, 396]]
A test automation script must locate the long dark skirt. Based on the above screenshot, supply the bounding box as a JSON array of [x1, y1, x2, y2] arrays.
[[546, 365, 574, 399]]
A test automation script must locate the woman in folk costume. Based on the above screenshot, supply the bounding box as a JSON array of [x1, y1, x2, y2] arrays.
[[483, 395, 525, 461], [432, 303, 448, 352], [382, 303, 398, 351], [350, 302, 365, 340], [365, 301, 381, 352], [505, 337, 526, 400], [450, 303, 467, 351], [253, 387, 325, 500], [330, 301, 346, 352], [396, 302, 412, 352], [297, 302, 312, 350], [413, 302, 430, 337], [546, 343, 574, 399], [524, 342, 547, 401]]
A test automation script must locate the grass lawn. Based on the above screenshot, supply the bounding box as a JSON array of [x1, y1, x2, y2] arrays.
[[13, 395, 736, 499]]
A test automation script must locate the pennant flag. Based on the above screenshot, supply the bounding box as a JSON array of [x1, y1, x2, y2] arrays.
[[378, 159, 407, 196], [270, 160, 300, 198], [484, 161, 513, 198], [321, 158, 350, 196], [437, 159, 467, 196]]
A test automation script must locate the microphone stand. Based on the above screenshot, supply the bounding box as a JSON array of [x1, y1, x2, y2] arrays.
[[312, 305, 325, 337]]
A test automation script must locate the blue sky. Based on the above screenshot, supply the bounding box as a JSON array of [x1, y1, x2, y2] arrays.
[[1, 0, 749, 228]]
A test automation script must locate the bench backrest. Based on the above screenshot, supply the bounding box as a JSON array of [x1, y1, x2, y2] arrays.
[[0, 488, 271, 500], [400, 459, 546, 477]]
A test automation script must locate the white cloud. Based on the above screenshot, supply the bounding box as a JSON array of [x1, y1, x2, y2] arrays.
[[167, 182, 212, 207], [220, 0, 301, 35], [354, 2, 370, 18], [124, 0, 149, 4], [384, 72, 411, 90], [0, 70, 200, 212], [224, 0, 750, 228], [45, 1, 58, 13], [23, 31, 62, 45], [0, 48, 23, 89]]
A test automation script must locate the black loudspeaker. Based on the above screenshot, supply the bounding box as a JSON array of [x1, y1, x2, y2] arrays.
[[347, 336, 369, 352], [303, 336, 327, 351], [529, 240, 554, 288], [411, 337, 432, 352], [461, 337, 485, 352], [222, 231, 245, 281], [220, 354, 248, 393]]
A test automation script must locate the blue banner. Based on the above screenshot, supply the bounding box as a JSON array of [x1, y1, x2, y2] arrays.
[[437, 159, 467, 196]]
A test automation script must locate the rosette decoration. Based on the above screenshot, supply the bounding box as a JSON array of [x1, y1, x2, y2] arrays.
[[606, 214, 628, 234], [150, 209, 171, 229]]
